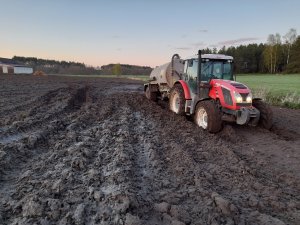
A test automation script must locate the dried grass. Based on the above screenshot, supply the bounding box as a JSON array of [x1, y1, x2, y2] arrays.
[[33, 70, 46, 76]]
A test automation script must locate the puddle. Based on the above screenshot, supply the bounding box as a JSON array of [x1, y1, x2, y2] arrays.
[[114, 84, 142, 91], [0, 127, 8, 133], [107, 84, 143, 94], [0, 133, 23, 144], [101, 184, 121, 195]]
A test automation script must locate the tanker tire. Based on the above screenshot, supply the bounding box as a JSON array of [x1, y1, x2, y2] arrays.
[[145, 86, 157, 101], [194, 101, 222, 133], [252, 99, 273, 129], [169, 84, 185, 115]]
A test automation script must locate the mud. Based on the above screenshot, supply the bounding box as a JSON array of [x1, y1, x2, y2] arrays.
[[0, 75, 299, 225]]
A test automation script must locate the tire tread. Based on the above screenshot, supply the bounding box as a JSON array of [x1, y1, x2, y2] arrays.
[[194, 101, 222, 133]]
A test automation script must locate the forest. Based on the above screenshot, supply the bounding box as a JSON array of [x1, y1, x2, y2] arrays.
[[207, 29, 300, 74]]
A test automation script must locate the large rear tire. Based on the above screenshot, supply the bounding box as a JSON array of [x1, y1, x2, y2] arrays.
[[145, 85, 157, 101], [252, 99, 273, 129], [169, 85, 185, 115], [194, 101, 222, 133]]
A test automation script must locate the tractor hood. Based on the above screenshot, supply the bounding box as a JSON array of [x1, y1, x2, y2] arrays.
[[210, 79, 251, 94], [209, 79, 253, 110]]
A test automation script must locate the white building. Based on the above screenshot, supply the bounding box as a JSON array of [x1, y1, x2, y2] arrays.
[[13, 65, 33, 74], [0, 58, 33, 75]]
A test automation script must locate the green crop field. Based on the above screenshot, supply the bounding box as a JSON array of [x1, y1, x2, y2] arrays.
[[236, 74, 300, 95], [236, 74, 300, 108]]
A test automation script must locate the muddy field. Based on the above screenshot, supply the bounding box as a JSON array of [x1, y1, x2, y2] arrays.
[[0, 75, 299, 225]]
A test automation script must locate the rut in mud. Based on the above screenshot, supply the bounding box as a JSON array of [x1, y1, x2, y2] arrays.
[[0, 75, 299, 225]]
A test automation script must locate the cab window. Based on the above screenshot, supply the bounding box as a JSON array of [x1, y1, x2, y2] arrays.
[[212, 62, 222, 79], [223, 62, 232, 80], [186, 59, 198, 92]]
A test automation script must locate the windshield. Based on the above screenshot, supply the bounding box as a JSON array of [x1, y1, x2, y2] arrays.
[[201, 60, 233, 81]]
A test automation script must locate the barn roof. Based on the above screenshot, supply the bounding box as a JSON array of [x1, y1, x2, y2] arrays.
[[0, 58, 31, 68], [0, 57, 18, 65]]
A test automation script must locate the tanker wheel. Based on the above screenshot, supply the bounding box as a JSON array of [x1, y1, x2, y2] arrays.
[[145, 86, 157, 101], [194, 101, 222, 133], [252, 99, 273, 129], [169, 84, 185, 115]]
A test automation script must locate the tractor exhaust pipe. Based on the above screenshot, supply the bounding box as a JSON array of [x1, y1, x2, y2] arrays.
[[197, 50, 202, 94]]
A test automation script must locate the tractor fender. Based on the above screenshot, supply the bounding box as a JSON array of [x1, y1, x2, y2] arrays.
[[175, 80, 191, 100], [192, 98, 212, 114]]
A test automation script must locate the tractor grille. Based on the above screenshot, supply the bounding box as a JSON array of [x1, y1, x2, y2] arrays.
[[237, 103, 252, 107], [240, 93, 248, 101], [222, 87, 233, 106], [231, 83, 247, 89]]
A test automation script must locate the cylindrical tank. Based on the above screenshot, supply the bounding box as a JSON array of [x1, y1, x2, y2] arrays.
[[150, 57, 184, 88]]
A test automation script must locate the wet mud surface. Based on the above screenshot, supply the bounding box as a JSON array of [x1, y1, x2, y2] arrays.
[[0, 75, 299, 225]]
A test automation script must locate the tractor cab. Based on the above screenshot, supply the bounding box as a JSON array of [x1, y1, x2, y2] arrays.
[[182, 54, 234, 95]]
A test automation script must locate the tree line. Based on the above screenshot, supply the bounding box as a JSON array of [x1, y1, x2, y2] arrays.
[[12, 56, 152, 75], [202, 28, 300, 74], [12, 56, 98, 75], [101, 64, 152, 75]]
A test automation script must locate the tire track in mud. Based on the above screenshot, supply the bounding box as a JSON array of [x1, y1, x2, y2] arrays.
[[124, 93, 300, 224], [0, 87, 136, 225], [87, 91, 300, 225], [233, 125, 300, 182], [0, 85, 91, 224], [87, 95, 179, 224], [131, 95, 242, 224]]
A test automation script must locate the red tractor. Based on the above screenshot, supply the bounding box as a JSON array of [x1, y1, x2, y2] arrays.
[[144, 50, 273, 133]]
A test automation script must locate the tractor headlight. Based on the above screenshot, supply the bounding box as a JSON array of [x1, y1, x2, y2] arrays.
[[246, 92, 252, 103], [234, 92, 243, 103]]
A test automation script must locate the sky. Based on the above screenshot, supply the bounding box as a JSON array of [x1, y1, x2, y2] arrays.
[[0, 0, 299, 67]]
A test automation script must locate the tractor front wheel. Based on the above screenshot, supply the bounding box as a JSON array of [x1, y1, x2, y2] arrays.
[[169, 85, 185, 115], [194, 101, 222, 133], [252, 99, 273, 129]]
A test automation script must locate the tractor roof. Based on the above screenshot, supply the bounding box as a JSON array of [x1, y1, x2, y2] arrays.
[[187, 54, 233, 61]]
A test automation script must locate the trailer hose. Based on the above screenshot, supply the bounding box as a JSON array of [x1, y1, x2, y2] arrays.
[[171, 54, 181, 78]]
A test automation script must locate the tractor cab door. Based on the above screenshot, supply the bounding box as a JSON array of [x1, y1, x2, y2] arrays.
[[183, 59, 210, 99], [183, 59, 198, 94]]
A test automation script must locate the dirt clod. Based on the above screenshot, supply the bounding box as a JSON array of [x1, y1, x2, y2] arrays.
[[125, 213, 142, 225], [22, 198, 43, 217], [154, 202, 170, 213]]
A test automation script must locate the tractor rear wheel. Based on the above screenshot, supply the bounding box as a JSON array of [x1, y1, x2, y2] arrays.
[[252, 99, 273, 129], [169, 84, 185, 115], [145, 86, 157, 101], [194, 101, 222, 133]]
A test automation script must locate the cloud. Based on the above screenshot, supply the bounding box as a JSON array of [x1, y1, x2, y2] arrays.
[[191, 42, 205, 47], [175, 47, 191, 50], [181, 34, 187, 38], [198, 29, 208, 33], [173, 42, 206, 51], [218, 37, 260, 46]]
